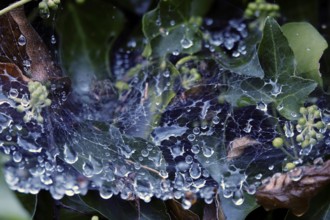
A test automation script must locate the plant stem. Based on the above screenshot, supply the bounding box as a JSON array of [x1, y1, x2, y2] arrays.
[[0, 0, 32, 16]]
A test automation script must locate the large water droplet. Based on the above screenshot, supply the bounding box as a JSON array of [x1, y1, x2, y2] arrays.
[[189, 163, 201, 179], [256, 101, 267, 112], [100, 185, 113, 199], [63, 143, 78, 164], [202, 146, 214, 157], [82, 161, 94, 178], [17, 136, 42, 153], [180, 37, 193, 49], [284, 121, 294, 138], [13, 151, 22, 163], [18, 34, 26, 46], [232, 190, 244, 206]]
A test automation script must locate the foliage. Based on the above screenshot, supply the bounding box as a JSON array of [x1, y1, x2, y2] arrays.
[[0, 0, 330, 220]]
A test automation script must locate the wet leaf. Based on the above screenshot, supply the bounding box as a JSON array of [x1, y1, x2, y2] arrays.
[[256, 160, 330, 216], [282, 22, 328, 86], [57, 0, 125, 94], [142, 0, 213, 57], [218, 192, 258, 220]]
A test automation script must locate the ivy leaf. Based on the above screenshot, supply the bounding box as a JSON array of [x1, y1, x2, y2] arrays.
[[282, 22, 328, 87], [56, 0, 125, 94], [258, 17, 296, 81], [142, 0, 213, 57]]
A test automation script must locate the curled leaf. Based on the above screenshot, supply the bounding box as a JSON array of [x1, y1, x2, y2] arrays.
[[227, 136, 260, 160], [256, 159, 330, 216]]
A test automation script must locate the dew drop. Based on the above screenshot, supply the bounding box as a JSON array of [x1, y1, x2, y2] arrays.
[[185, 155, 193, 164], [191, 144, 200, 154], [63, 143, 78, 164], [9, 88, 19, 98], [180, 37, 193, 49], [256, 101, 267, 112], [82, 161, 94, 178], [13, 151, 22, 163], [284, 121, 294, 138], [193, 127, 200, 135], [51, 35, 56, 44], [268, 165, 274, 171], [18, 34, 26, 46], [189, 163, 201, 179], [202, 146, 214, 157], [100, 185, 113, 199], [212, 116, 220, 125], [232, 190, 244, 206], [187, 134, 195, 142], [288, 167, 303, 181]]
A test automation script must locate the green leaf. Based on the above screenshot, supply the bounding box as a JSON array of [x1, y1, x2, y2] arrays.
[[142, 0, 213, 57], [0, 157, 31, 220], [282, 22, 328, 86], [258, 17, 296, 81], [218, 193, 259, 220], [56, 0, 125, 93]]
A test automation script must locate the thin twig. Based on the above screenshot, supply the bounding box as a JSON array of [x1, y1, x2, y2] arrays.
[[0, 0, 32, 16]]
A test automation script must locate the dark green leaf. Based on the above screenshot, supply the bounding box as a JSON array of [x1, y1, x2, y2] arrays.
[[258, 17, 295, 81], [57, 0, 125, 93], [142, 0, 213, 57]]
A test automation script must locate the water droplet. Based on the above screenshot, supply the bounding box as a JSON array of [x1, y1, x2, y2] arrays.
[[212, 116, 220, 125], [256, 101, 267, 112], [270, 81, 282, 97], [17, 137, 42, 153], [89, 155, 103, 174], [284, 121, 294, 138], [245, 184, 256, 195], [232, 51, 240, 57], [172, 50, 179, 56], [100, 185, 113, 199], [232, 190, 244, 206], [160, 170, 168, 178], [202, 146, 214, 157], [191, 144, 200, 154], [180, 37, 193, 49], [189, 163, 201, 179], [268, 165, 274, 170], [170, 20, 176, 26], [193, 127, 200, 135], [51, 35, 56, 44], [9, 88, 19, 98], [82, 161, 94, 177], [185, 155, 193, 164], [288, 167, 303, 181], [162, 69, 170, 77], [187, 134, 195, 142], [18, 35, 26, 46], [63, 144, 78, 164], [13, 151, 22, 163], [255, 173, 262, 180]]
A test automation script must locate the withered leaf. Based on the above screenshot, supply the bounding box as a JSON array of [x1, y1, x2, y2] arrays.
[[165, 200, 200, 220], [227, 136, 260, 160], [203, 194, 225, 220], [256, 159, 330, 216], [0, 7, 62, 81]]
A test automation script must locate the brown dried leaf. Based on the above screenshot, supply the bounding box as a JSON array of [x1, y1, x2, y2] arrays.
[[227, 136, 260, 160], [0, 62, 29, 83], [203, 194, 225, 220], [0, 7, 62, 82], [256, 160, 330, 216]]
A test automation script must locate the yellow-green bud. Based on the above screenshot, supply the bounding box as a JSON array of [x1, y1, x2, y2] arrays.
[[272, 137, 284, 148], [314, 110, 321, 119], [91, 216, 99, 220], [301, 139, 310, 148], [299, 107, 307, 115], [44, 99, 52, 106], [298, 117, 306, 125], [285, 162, 296, 171], [17, 105, 25, 112], [315, 121, 325, 129], [296, 134, 303, 142], [53, 0, 60, 4], [38, 1, 48, 10], [310, 130, 317, 138], [248, 3, 257, 10], [37, 115, 44, 123]]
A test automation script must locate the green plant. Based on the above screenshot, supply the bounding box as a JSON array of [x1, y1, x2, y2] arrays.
[[0, 0, 330, 220]]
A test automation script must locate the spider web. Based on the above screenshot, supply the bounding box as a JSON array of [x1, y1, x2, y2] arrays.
[[0, 10, 329, 209]]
